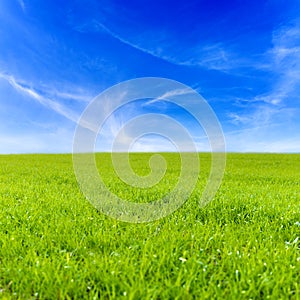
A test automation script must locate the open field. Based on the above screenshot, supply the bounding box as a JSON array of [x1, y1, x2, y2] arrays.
[[0, 153, 299, 299]]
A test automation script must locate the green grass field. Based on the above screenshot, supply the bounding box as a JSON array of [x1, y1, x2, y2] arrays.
[[0, 153, 299, 299]]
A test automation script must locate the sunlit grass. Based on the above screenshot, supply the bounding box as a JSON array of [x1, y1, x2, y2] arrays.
[[0, 153, 299, 299]]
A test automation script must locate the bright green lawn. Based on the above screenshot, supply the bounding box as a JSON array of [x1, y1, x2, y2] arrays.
[[0, 153, 299, 299]]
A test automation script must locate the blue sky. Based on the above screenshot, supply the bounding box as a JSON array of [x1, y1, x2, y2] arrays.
[[0, 0, 300, 153]]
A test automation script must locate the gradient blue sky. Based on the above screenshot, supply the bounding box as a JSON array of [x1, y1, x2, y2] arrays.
[[0, 0, 300, 153]]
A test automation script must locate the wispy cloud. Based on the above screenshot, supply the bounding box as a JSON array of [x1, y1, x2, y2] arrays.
[[227, 20, 300, 133], [74, 14, 300, 76], [74, 20, 241, 71], [0, 72, 79, 123], [17, 0, 25, 13], [178, 43, 241, 71], [74, 20, 181, 66], [227, 112, 252, 125], [227, 104, 298, 147], [259, 21, 300, 105], [37, 86, 93, 103], [143, 88, 193, 106]]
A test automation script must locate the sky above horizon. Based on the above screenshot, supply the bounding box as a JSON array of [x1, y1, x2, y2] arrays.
[[0, 0, 300, 153]]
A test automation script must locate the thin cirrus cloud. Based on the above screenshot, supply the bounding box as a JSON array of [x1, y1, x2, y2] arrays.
[[73, 19, 240, 71], [74, 20, 185, 66], [0, 72, 80, 123], [1, 0, 300, 153], [254, 21, 300, 106], [17, 0, 25, 12], [227, 20, 300, 134], [270, 25, 300, 99]]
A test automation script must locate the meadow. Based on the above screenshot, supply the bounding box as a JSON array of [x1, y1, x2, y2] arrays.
[[0, 153, 299, 299]]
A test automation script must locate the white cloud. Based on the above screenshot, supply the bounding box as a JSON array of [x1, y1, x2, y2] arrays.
[[227, 112, 252, 125], [73, 20, 241, 71], [42, 89, 92, 103], [143, 88, 193, 106], [227, 20, 300, 141], [74, 20, 177, 65], [0, 72, 79, 123], [261, 21, 300, 105]]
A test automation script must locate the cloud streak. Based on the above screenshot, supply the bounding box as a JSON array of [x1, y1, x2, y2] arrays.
[[143, 88, 193, 106], [74, 20, 240, 71], [259, 21, 300, 105], [75, 20, 182, 66], [17, 0, 25, 12], [0, 72, 79, 123], [227, 20, 300, 134]]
